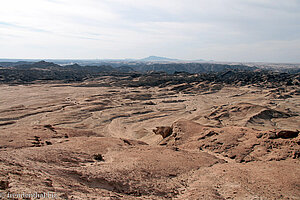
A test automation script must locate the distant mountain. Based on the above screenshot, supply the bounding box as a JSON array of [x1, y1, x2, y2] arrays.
[[7, 60, 60, 70], [2, 60, 257, 75], [126, 63, 257, 74], [193, 59, 206, 62], [115, 65, 136, 72], [2, 60, 299, 85], [3, 61, 115, 72], [0, 61, 116, 83], [140, 56, 179, 62], [0, 61, 34, 67], [63, 63, 115, 72]]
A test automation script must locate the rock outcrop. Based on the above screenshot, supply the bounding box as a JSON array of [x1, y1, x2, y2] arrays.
[[276, 130, 299, 139], [153, 126, 173, 138]]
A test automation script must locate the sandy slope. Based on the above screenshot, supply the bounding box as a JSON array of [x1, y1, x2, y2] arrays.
[[0, 82, 299, 199]]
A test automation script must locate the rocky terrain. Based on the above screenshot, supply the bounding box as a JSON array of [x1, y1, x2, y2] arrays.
[[0, 60, 258, 84], [0, 64, 300, 199]]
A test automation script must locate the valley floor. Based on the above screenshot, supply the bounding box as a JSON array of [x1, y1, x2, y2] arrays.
[[0, 82, 299, 199]]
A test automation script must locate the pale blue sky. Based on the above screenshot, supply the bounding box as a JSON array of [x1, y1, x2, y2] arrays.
[[0, 0, 300, 62]]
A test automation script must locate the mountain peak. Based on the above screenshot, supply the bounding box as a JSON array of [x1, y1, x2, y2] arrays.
[[140, 56, 178, 61]]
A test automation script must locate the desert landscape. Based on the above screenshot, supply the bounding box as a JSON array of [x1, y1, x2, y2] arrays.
[[1, 0, 300, 199], [0, 63, 299, 199]]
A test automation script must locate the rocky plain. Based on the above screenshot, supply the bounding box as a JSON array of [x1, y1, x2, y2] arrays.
[[0, 61, 300, 199]]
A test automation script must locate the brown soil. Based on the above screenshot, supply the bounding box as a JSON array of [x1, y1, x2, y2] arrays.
[[0, 83, 299, 199]]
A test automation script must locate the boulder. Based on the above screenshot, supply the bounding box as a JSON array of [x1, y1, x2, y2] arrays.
[[153, 126, 173, 138], [0, 180, 9, 190], [276, 130, 299, 139]]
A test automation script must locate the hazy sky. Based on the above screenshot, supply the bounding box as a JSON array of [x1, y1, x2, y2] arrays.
[[0, 0, 300, 62]]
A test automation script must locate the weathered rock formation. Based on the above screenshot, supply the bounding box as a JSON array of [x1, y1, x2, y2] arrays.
[[153, 126, 173, 138]]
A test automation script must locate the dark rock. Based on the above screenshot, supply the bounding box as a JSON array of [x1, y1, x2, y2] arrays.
[[153, 126, 173, 138], [256, 132, 263, 138], [44, 178, 53, 187], [293, 151, 300, 159], [168, 174, 177, 177], [0, 180, 9, 190], [44, 124, 56, 132], [198, 131, 219, 140], [276, 130, 299, 139], [267, 132, 278, 139], [122, 139, 131, 145], [172, 147, 179, 151], [93, 154, 104, 161], [34, 136, 41, 141], [144, 101, 156, 105]]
